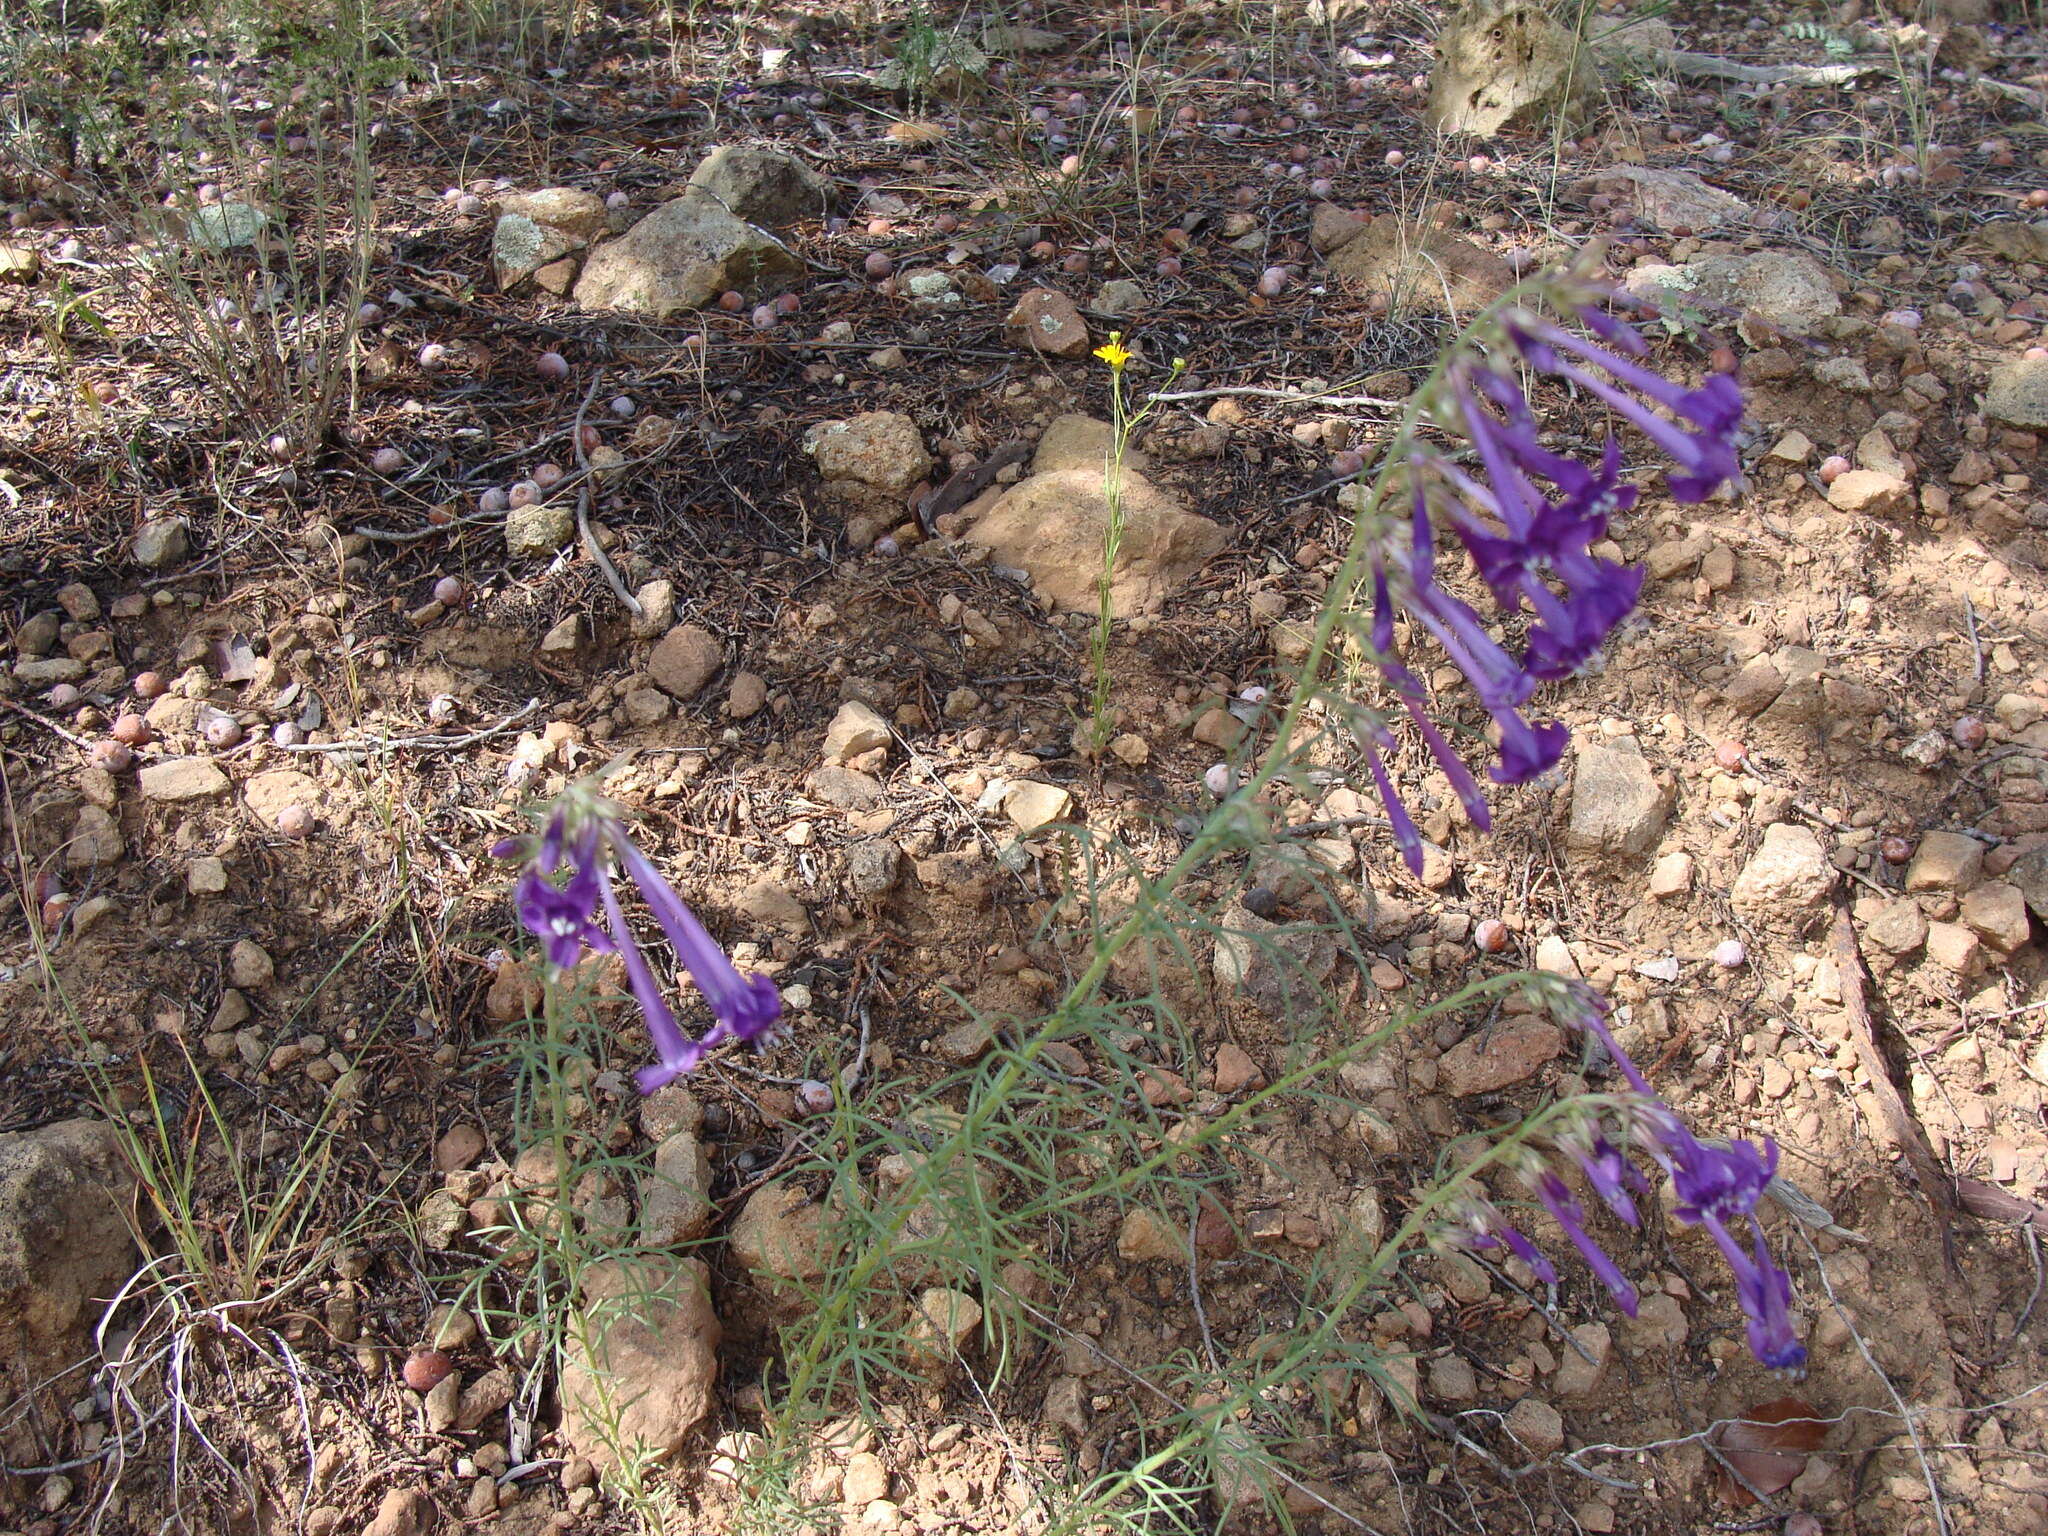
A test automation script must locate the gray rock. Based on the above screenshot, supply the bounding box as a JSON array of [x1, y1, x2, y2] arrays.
[[1687, 249, 1841, 335], [686, 145, 831, 229], [1093, 278, 1147, 316], [1986, 356, 2048, 429], [846, 840, 902, 900], [1567, 739, 1669, 858], [2009, 845, 2048, 920], [14, 611, 60, 657], [186, 202, 266, 252], [1864, 898, 1928, 955], [1426, 0, 1593, 137], [1597, 169, 1752, 234], [15, 657, 86, 687], [558, 1256, 720, 1469], [133, 518, 189, 570], [504, 500, 574, 559], [573, 194, 802, 319], [138, 758, 229, 802]]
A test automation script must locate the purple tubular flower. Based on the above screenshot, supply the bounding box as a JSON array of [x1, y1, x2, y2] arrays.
[[1535, 1172, 1639, 1316], [1363, 738, 1425, 877], [1508, 317, 1742, 502], [1729, 1224, 1806, 1370], [504, 795, 783, 1094], [608, 833, 783, 1050], [512, 821, 612, 970]]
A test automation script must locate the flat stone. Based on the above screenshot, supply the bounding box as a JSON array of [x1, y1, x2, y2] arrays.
[[16, 657, 86, 687], [185, 855, 228, 894], [726, 671, 769, 720], [735, 876, 806, 933], [1566, 739, 1668, 858], [434, 1124, 487, 1173], [1093, 278, 1147, 315], [496, 186, 609, 241], [139, 758, 230, 802], [64, 805, 123, 870], [843, 1452, 892, 1506], [1325, 214, 1512, 318], [823, 700, 892, 764], [1906, 831, 1985, 894], [1116, 1207, 1186, 1264], [1724, 653, 1787, 716], [1004, 781, 1072, 834], [1594, 168, 1753, 234], [1827, 469, 1912, 515], [647, 624, 723, 700], [1729, 823, 1834, 926], [1437, 1017, 1563, 1097], [963, 467, 1224, 617], [1865, 898, 1928, 955], [573, 193, 802, 319], [1031, 413, 1149, 476], [1004, 288, 1091, 359], [54, 583, 99, 622], [806, 766, 884, 809]]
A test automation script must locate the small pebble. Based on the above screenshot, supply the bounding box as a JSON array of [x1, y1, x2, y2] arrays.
[[1204, 763, 1234, 797], [370, 447, 406, 475], [1474, 918, 1510, 953], [1713, 939, 1747, 969], [433, 576, 465, 607], [403, 1349, 453, 1392], [204, 717, 243, 750], [534, 351, 570, 382], [91, 740, 133, 771], [276, 804, 315, 839], [112, 714, 153, 745]]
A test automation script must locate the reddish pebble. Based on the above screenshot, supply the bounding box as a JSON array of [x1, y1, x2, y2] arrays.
[[1474, 919, 1511, 954], [478, 487, 510, 514], [863, 251, 893, 279], [1330, 450, 1365, 478], [1953, 715, 1987, 749], [2028, 189, 2048, 209], [934, 213, 959, 234], [1713, 939, 1748, 969], [717, 291, 744, 312], [1880, 835, 1914, 865], [1384, 150, 1405, 168], [433, 577, 464, 607], [532, 463, 564, 490], [1028, 240, 1056, 262], [1156, 256, 1182, 278], [112, 714, 153, 746], [1818, 455, 1850, 484], [276, 804, 315, 839], [774, 292, 801, 315], [132, 672, 167, 700], [403, 1349, 453, 1392], [91, 740, 134, 772], [534, 351, 569, 382], [1062, 252, 1089, 274], [1715, 739, 1747, 770], [509, 480, 542, 507], [1256, 266, 1288, 298], [1709, 346, 1738, 374]]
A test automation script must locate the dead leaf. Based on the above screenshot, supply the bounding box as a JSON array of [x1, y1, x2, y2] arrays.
[[212, 634, 260, 683], [886, 120, 948, 145], [1713, 1397, 1826, 1506]]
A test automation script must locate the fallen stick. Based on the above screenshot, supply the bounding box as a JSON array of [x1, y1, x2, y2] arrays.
[[1956, 1177, 2048, 1238], [1655, 49, 1885, 87], [1830, 901, 1959, 1269]]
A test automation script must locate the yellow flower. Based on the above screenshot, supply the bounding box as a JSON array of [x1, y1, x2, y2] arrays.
[[1094, 333, 1132, 371]]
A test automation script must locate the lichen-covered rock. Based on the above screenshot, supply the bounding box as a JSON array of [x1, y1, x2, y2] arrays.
[[573, 194, 802, 319], [1325, 214, 1513, 318], [686, 145, 832, 228]]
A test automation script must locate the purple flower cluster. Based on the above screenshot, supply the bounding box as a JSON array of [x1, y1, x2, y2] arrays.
[[497, 789, 782, 1094], [1449, 985, 1805, 1371], [1361, 293, 1742, 876]]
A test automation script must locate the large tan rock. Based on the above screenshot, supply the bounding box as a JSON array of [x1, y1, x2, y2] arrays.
[[1425, 1, 1595, 137], [962, 467, 1225, 617], [558, 1256, 720, 1469], [686, 145, 832, 228], [574, 194, 801, 319], [1325, 215, 1513, 319], [0, 1120, 138, 1460]]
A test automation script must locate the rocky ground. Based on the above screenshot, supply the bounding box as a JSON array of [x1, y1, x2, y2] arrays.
[[5, 1, 2048, 1534]]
